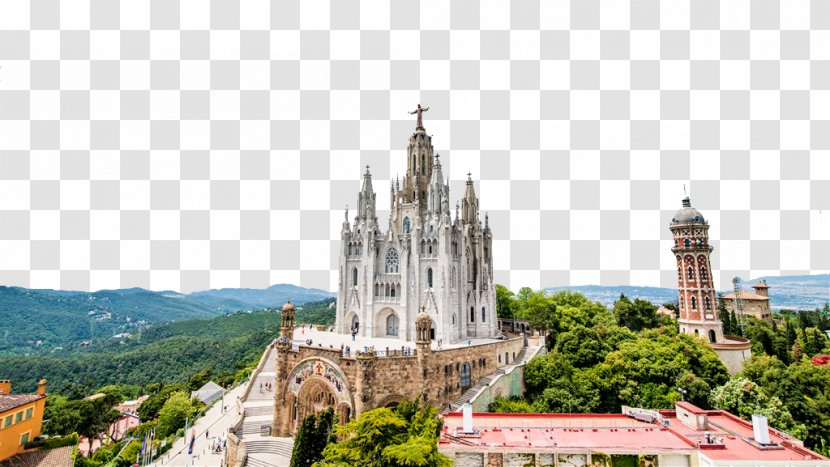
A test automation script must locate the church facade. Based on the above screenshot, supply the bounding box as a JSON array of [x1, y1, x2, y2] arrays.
[[334, 108, 498, 343]]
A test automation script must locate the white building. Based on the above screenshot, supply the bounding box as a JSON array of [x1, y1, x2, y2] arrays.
[[334, 108, 498, 344]]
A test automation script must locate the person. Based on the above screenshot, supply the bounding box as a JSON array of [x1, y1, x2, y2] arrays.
[[206, 429, 209, 439]]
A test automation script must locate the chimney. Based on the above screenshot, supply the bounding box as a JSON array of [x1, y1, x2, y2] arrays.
[[0, 380, 10, 395], [752, 414, 771, 445], [37, 379, 47, 396], [462, 403, 473, 434]]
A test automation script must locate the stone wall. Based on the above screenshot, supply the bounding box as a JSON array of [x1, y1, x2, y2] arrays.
[[470, 361, 525, 412], [273, 336, 527, 435]]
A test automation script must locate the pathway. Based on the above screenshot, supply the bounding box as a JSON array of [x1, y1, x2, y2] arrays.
[[239, 347, 293, 467]]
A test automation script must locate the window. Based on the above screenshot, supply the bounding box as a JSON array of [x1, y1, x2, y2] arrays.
[[403, 217, 410, 233], [427, 268, 433, 287], [481, 307, 486, 322], [470, 307, 475, 322], [25, 408, 33, 419], [391, 286, 396, 298], [4, 415, 11, 427], [461, 363, 471, 390], [452, 314, 456, 325], [705, 296, 711, 309], [700, 266, 707, 280], [684, 239, 690, 248], [687, 267, 694, 280], [15, 411, 22, 423], [385, 248, 400, 273], [691, 296, 697, 310], [20, 432, 29, 445], [421, 154, 426, 175], [412, 155, 416, 174], [352, 267, 358, 286], [429, 224, 434, 233]]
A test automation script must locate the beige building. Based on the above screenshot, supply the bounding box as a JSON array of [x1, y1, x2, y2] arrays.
[[722, 280, 773, 321]]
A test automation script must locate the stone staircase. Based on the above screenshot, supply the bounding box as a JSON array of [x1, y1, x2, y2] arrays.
[[442, 344, 541, 414], [244, 439, 294, 467]]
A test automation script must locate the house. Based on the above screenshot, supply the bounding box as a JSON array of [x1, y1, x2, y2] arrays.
[[0, 380, 47, 462], [722, 280, 773, 321]]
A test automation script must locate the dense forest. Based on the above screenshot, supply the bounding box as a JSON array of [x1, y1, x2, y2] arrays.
[[491, 285, 830, 455], [1, 297, 337, 392], [0, 285, 336, 355]]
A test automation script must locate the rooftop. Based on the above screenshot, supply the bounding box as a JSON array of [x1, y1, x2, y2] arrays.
[[722, 291, 770, 301], [0, 393, 44, 413], [0, 446, 73, 467], [440, 405, 827, 463]]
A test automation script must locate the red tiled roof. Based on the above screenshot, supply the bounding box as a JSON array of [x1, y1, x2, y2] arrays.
[[0, 394, 44, 413], [722, 291, 769, 301]]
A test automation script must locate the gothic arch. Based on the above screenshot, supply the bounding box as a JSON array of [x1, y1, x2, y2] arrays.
[[284, 357, 354, 417], [378, 394, 405, 408]]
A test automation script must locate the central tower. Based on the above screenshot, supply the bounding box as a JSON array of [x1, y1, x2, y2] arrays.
[[335, 106, 497, 344]]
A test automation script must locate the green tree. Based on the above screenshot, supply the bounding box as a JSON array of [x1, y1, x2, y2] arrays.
[[525, 292, 557, 337], [495, 284, 516, 319], [138, 384, 186, 421], [613, 295, 658, 332], [156, 391, 197, 437], [318, 398, 450, 467], [290, 408, 335, 467], [710, 377, 806, 440], [187, 367, 214, 392]]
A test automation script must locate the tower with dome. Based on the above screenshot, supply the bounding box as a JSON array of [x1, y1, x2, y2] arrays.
[[670, 196, 752, 374]]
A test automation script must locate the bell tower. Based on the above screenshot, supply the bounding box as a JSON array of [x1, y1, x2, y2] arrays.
[[670, 197, 723, 344]]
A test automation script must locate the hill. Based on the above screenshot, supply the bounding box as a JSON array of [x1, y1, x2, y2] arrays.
[[0, 284, 334, 355], [545, 273, 829, 311], [0, 297, 337, 392]]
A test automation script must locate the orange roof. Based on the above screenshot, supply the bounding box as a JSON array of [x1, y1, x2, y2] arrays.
[[722, 291, 769, 301]]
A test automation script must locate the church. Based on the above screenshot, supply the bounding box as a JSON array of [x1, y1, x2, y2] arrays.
[[334, 105, 499, 344]]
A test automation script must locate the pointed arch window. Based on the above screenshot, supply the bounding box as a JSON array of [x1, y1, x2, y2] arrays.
[[427, 268, 433, 288], [412, 155, 416, 174], [700, 266, 708, 280], [470, 307, 475, 322], [481, 307, 486, 322], [687, 267, 694, 280], [421, 154, 426, 176], [385, 248, 400, 273], [352, 267, 358, 286], [403, 217, 411, 233], [691, 296, 697, 310]]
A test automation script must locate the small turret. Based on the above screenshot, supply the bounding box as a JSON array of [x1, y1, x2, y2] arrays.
[[279, 300, 296, 344], [462, 173, 479, 224]]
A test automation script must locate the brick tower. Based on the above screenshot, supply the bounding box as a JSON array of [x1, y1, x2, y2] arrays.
[[670, 197, 724, 344]]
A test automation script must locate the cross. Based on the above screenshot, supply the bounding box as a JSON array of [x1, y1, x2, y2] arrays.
[[408, 104, 430, 130]]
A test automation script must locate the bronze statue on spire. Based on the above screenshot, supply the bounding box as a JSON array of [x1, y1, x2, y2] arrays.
[[408, 104, 429, 130]]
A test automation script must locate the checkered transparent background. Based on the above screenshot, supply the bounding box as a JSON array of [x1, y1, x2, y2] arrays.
[[1, 0, 829, 293]]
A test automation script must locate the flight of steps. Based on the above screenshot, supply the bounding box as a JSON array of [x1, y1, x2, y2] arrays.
[[244, 440, 294, 467], [442, 343, 541, 414]]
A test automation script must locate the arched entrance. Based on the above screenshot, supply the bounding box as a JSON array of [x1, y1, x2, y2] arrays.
[[386, 314, 399, 336], [285, 358, 354, 434], [348, 313, 359, 333], [296, 378, 337, 426]]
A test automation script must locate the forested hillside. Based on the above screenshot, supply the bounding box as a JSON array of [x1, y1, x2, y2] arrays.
[[0, 285, 335, 355], [0, 297, 337, 393]]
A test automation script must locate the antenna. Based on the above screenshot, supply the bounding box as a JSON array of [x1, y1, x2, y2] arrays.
[[732, 277, 746, 334]]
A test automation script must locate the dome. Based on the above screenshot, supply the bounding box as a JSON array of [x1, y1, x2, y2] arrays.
[[282, 301, 295, 312], [671, 197, 706, 225]]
